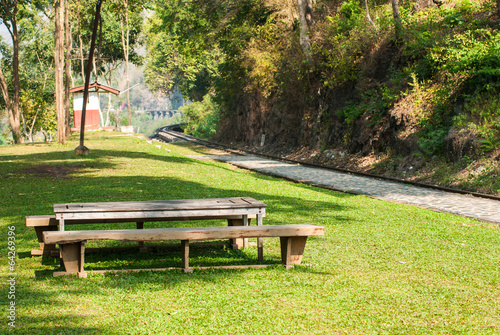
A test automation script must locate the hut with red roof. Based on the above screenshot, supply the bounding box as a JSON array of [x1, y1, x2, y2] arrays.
[[69, 82, 119, 131]]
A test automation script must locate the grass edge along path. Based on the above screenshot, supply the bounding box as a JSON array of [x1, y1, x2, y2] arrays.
[[1, 132, 499, 334]]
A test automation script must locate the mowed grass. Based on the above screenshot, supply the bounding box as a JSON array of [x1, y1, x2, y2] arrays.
[[1, 132, 499, 334]]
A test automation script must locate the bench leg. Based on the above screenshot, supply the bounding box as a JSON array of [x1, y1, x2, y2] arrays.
[[137, 222, 147, 252], [181, 240, 192, 273], [33, 226, 58, 256], [257, 214, 263, 261], [227, 218, 251, 250], [280, 237, 308, 269], [57, 242, 87, 278]]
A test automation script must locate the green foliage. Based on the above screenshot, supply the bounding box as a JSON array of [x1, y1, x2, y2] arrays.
[[72, 1, 145, 84], [443, 12, 465, 28], [181, 94, 220, 139], [0, 2, 58, 142], [339, 84, 399, 126], [145, 0, 275, 102], [19, 88, 57, 140], [431, 29, 500, 84], [417, 127, 448, 155], [320, 0, 377, 87], [456, 89, 500, 153], [142, 0, 500, 159]]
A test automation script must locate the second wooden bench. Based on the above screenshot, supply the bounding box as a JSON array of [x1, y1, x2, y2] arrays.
[[43, 224, 325, 277]]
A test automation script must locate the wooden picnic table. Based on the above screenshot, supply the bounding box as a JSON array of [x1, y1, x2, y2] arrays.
[[53, 197, 266, 231], [37, 197, 324, 276], [52, 197, 266, 256]]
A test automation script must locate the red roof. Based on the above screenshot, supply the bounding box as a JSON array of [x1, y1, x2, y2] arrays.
[[69, 82, 120, 95]]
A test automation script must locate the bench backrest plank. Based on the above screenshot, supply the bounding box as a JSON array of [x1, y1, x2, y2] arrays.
[[26, 214, 262, 227], [44, 225, 324, 244]]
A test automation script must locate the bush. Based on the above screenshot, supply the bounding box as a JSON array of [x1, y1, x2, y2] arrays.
[[181, 94, 220, 139]]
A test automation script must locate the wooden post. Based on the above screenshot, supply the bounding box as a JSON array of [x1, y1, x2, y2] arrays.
[[227, 218, 244, 250], [257, 214, 263, 262], [181, 240, 192, 273], [56, 214, 65, 231], [243, 215, 249, 249], [33, 226, 58, 256], [137, 222, 146, 252], [58, 242, 87, 278], [280, 236, 308, 269]]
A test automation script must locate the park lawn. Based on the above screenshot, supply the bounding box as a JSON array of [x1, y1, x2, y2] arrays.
[[1, 132, 499, 334]]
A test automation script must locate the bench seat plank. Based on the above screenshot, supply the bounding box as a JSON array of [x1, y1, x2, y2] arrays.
[[43, 224, 324, 277], [44, 225, 324, 244]]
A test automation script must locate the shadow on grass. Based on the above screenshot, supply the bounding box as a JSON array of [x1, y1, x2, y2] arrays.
[[3, 283, 120, 335], [6, 172, 355, 278], [2, 141, 358, 335], [0, 148, 197, 175], [34, 240, 282, 279]]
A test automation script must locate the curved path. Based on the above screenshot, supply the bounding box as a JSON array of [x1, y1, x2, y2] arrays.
[[189, 154, 500, 224]]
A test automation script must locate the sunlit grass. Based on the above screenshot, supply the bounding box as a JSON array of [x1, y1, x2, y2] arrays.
[[1, 132, 499, 334]]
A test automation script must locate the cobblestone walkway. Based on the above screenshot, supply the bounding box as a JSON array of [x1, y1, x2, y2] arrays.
[[190, 154, 500, 224]]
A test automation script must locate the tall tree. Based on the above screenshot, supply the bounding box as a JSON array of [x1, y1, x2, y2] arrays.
[[0, 0, 23, 143], [17, 4, 57, 142], [297, 0, 313, 60], [64, 0, 71, 138], [106, 0, 145, 127], [119, 0, 132, 126], [54, 0, 66, 144], [390, 0, 402, 40], [365, 0, 377, 30]]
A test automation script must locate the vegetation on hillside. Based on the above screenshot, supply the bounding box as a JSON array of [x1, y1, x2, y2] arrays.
[[2, 0, 500, 193], [145, 0, 500, 194]]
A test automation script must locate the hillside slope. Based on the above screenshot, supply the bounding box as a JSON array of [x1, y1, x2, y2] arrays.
[[211, 0, 500, 195], [144, 0, 500, 195]]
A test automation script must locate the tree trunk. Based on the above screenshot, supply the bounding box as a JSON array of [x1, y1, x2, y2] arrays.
[[78, 27, 85, 81], [120, 0, 132, 127], [390, 0, 402, 40], [0, 0, 23, 143], [0, 65, 20, 143], [297, 0, 312, 60], [365, 0, 378, 30], [54, 0, 66, 144], [64, 0, 71, 137], [11, 14, 22, 143]]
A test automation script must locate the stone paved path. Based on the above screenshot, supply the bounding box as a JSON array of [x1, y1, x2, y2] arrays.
[[189, 154, 500, 224]]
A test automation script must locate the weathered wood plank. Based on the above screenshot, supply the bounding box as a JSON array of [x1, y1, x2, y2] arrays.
[[27, 214, 263, 227], [280, 236, 308, 269], [26, 215, 58, 227], [59, 242, 87, 278], [54, 197, 266, 213], [181, 240, 192, 273], [32, 225, 58, 256], [44, 225, 324, 244], [55, 208, 265, 221]]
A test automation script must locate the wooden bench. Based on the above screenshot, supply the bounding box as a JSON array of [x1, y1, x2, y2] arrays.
[[26, 214, 259, 256], [27, 197, 266, 255], [43, 224, 324, 277]]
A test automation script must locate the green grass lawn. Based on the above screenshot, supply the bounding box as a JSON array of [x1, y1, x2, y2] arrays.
[[1, 132, 499, 334]]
